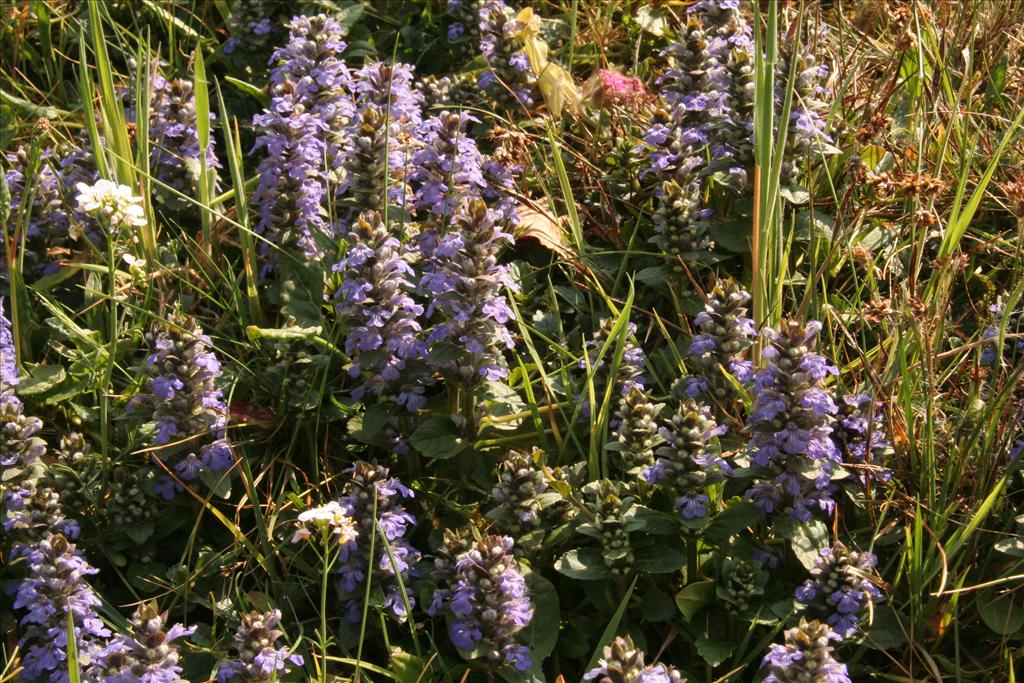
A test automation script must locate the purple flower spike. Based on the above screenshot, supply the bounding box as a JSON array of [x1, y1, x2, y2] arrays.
[[335, 462, 421, 622], [218, 609, 303, 683], [419, 199, 518, 384], [332, 212, 429, 407], [794, 542, 883, 639], [744, 320, 841, 522], [761, 619, 852, 683], [132, 316, 234, 496], [430, 533, 534, 671], [252, 14, 354, 265], [584, 635, 684, 682]]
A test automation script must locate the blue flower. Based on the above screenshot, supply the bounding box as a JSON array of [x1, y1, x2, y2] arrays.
[[419, 199, 517, 384], [332, 212, 429, 407], [744, 320, 843, 522], [335, 462, 421, 622], [430, 533, 533, 670], [761, 619, 851, 683], [794, 543, 882, 639], [132, 317, 234, 496], [218, 609, 303, 682], [252, 14, 354, 265], [96, 602, 195, 683], [584, 636, 683, 682]]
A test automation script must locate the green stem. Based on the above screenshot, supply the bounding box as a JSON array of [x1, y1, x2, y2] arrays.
[[100, 231, 117, 458], [354, 491, 378, 683], [687, 533, 699, 584], [319, 537, 332, 683]]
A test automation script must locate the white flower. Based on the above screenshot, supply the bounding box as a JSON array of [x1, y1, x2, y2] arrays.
[[75, 179, 147, 231], [291, 500, 359, 545]]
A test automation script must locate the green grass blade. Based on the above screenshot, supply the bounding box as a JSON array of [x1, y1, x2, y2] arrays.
[[194, 44, 213, 256], [584, 575, 639, 672]]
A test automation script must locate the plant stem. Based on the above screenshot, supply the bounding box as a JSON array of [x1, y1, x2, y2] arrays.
[[100, 230, 117, 458]]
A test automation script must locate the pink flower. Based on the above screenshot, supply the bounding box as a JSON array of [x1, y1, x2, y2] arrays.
[[585, 69, 646, 108]]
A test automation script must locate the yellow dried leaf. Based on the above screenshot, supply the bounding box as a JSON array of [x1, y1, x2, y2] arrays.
[[515, 205, 575, 260]]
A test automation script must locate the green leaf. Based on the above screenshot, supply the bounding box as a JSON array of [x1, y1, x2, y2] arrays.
[[636, 266, 670, 287], [994, 537, 1024, 558], [864, 605, 908, 650], [978, 586, 1024, 636], [348, 404, 391, 445], [622, 505, 679, 535], [410, 416, 466, 459], [711, 219, 752, 253], [779, 186, 810, 204], [704, 501, 761, 544], [389, 648, 428, 683], [125, 522, 154, 545], [245, 324, 323, 341], [512, 573, 560, 671], [334, 2, 365, 32], [794, 210, 834, 242], [777, 518, 827, 570], [67, 609, 81, 683], [224, 75, 266, 100], [675, 580, 716, 621], [640, 587, 677, 622], [199, 467, 232, 499], [633, 544, 685, 573], [554, 548, 612, 580], [696, 635, 733, 667], [17, 364, 67, 396]]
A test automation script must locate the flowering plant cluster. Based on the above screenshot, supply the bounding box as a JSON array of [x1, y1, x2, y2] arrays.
[[9, 0, 1021, 681], [428, 533, 534, 671], [584, 635, 684, 683], [335, 461, 421, 622], [130, 317, 234, 498]]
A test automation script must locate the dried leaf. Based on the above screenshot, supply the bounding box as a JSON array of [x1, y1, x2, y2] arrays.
[[515, 205, 575, 259]]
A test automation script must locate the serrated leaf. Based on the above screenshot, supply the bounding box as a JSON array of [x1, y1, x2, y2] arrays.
[[696, 635, 733, 667]]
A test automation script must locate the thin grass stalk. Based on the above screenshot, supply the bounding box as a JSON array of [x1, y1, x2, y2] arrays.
[[354, 490, 379, 683], [194, 45, 213, 257], [216, 85, 262, 323]]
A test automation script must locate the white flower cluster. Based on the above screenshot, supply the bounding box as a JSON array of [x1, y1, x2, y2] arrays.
[[75, 179, 147, 231], [291, 500, 359, 545]]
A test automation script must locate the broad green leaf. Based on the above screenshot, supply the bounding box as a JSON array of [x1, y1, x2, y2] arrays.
[[410, 416, 466, 459], [555, 548, 612, 580], [676, 580, 716, 621]]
